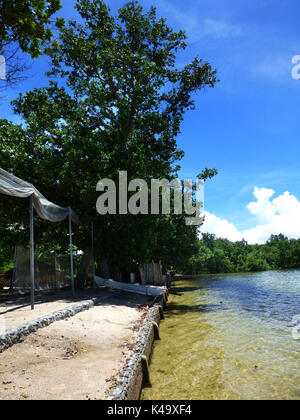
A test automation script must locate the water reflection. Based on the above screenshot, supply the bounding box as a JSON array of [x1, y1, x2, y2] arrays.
[[166, 302, 227, 315]]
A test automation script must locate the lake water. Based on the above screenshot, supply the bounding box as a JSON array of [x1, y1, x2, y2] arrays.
[[141, 271, 300, 400]]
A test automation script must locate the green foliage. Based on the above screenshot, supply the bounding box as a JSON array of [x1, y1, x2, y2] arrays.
[[243, 251, 270, 272], [197, 168, 218, 181], [0, 258, 13, 272], [0, 0, 62, 58], [186, 233, 300, 274]]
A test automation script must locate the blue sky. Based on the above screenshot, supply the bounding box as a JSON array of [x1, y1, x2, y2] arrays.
[[1, 0, 300, 243]]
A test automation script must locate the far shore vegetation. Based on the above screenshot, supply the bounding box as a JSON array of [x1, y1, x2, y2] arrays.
[[185, 233, 300, 275]]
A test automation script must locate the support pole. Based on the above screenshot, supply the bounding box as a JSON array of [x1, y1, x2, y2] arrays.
[[69, 209, 75, 297], [29, 195, 35, 310], [11, 246, 17, 295], [91, 221, 96, 289], [54, 254, 58, 291]]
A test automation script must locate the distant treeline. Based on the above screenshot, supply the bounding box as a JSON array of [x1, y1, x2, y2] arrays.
[[185, 233, 300, 274]]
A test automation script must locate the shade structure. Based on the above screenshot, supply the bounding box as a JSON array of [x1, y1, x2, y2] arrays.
[[0, 168, 82, 309], [0, 168, 81, 226]]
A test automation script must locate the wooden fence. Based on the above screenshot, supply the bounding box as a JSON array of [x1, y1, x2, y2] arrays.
[[139, 262, 164, 286]]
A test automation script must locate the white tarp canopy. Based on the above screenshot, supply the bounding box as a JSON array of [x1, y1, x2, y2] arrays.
[[0, 168, 81, 226]]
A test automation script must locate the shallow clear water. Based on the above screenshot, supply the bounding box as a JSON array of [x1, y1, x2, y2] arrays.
[[141, 271, 300, 400]]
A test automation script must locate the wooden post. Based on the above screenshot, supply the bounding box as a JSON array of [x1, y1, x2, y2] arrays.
[[152, 321, 160, 340], [11, 246, 17, 295], [54, 254, 58, 291], [141, 355, 151, 386]]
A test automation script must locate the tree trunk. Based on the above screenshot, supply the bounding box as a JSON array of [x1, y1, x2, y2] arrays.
[[76, 248, 93, 289]]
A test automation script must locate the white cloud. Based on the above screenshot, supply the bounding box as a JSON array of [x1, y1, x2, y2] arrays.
[[202, 187, 300, 244], [202, 212, 242, 242], [200, 18, 242, 39], [254, 54, 292, 82], [186, 18, 243, 43], [247, 187, 276, 224], [158, 1, 243, 42]]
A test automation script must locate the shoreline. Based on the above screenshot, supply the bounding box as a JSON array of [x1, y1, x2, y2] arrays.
[[0, 290, 155, 400], [107, 293, 166, 400]]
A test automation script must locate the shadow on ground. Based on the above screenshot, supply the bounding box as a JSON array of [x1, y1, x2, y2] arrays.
[[0, 288, 152, 317]]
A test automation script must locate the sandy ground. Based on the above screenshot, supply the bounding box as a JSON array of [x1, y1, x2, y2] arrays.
[[0, 291, 151, 400]]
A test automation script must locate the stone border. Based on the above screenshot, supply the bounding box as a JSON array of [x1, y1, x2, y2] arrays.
[[107, 295, 166, 400], [0, 291, 118, 354]]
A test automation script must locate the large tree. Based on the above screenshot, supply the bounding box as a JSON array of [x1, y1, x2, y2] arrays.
[[0, 0, 217, 284], [0, 0, 62, 89]]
